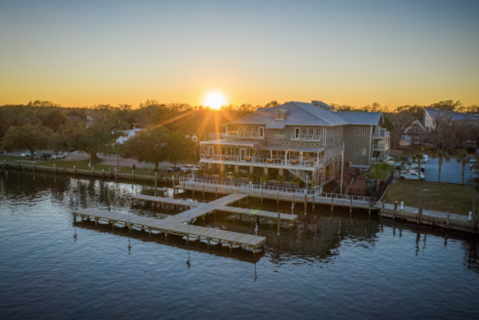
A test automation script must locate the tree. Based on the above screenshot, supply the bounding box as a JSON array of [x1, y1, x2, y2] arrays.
[[434, 149, 450, 182], [2, 124, 53, 159], [411, 153, 425, 182], [456, 150, 469, 185], [385, 112, 415, 149], [263, 101, 280, 108], [164, 131, 191, 165], [36, 108, 68, 132], [122, 128, 167, 171], [367, 162, 394, 192]]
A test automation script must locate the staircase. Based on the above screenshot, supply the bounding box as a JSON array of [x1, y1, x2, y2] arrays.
[[287, 169, 311, 184]]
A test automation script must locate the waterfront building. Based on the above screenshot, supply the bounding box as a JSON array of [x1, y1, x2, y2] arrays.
[[199, 101, 390, 186]]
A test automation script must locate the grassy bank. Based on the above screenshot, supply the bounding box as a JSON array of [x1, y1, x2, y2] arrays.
[[383, 180, 479, 215]]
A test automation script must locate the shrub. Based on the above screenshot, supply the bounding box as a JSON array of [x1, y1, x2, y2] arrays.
[[466, 146, 477, 154]]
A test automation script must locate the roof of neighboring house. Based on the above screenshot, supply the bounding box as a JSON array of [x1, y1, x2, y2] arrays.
[[67, 115, 83, 123], [404, 119, 426, 133], [425, 108, 479, 124], [229, 101, 381, 127], [116, 128, 144, 144]]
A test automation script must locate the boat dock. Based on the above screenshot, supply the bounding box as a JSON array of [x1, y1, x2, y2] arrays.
[[74, 193, 298, 253]]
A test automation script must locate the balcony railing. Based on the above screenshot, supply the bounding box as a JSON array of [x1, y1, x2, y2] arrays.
[[199, 154, 322, 167], [373, 130, 390, 138], [373, 143, 389, 150], [290, 133, 322, 141]]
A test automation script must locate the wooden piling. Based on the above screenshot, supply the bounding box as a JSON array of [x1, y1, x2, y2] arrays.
[[331, 197, 334, 212], [277, 211, 280, 236], [349, 198, 353, 213]]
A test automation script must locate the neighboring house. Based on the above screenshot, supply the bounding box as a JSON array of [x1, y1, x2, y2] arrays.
[[199, 101, 390, 186], [403, 119, 426, 144], [424, 108, 479, 131], [67, 115, 83, 123], [116, 128, 144, 144], [399, 135, 412, 149]]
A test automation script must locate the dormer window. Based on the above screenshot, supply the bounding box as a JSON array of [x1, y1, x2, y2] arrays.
[[275, 109, 284, 120]]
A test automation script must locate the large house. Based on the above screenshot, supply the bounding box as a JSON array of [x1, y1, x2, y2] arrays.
[[424, 108, 479, 131], [199, 101, 390, 186]]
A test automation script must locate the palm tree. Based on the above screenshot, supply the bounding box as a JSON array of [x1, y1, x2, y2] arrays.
[[411, 153, 424, 182], [434, 149, 450, 182], [367, 162, 394, 192], [456, 150, 468, 184]]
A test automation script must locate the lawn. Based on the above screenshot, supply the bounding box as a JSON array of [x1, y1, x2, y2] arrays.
[[383, 180, 479, 215], [1, 156, 178, 177]]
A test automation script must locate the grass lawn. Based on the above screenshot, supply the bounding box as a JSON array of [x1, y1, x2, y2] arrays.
[[383, 180, 479, 215], [2, 156, 179, 177]]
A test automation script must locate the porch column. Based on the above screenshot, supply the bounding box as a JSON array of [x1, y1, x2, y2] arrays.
[[264, 167, 268, 175], [250, 166, 254, 174], [234, 165, 239, 173], [285, 151, 288, 162], [300, 152, 303, 165], [279, 168, 284, 176], [270, 150, 273, 159], [317, 152, 319, 164]]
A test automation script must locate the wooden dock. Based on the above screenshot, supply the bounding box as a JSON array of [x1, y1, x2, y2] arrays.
[[73, 208, 266, 252]]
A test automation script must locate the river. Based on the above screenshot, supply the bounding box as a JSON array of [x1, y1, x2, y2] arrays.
[[0, 169, 478, 320]]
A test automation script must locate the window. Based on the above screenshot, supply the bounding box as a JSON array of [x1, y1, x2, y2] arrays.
[[259, 127, 264, 138], [308, 128, 314, 138], [315, 128, 322, 137], [362, 128, 367, 136], [294, 127, 300, 139], [275, 110, 284, 120], [273, 129, 285, 138], [354, 148, 359, 155], [361, 148, 366, 155], [355, 128, 360, 136]]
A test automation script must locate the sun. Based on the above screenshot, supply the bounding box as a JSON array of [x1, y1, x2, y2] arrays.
[[203, 92, 227, 110]]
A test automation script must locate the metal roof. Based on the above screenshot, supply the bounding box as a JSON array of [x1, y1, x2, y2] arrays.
[[425, 108, 479, 123], [229, 101, 381, 127], [335, 111, 382, 125]]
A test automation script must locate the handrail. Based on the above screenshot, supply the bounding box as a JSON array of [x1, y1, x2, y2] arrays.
[[179, 177, 375, 202], [199, 154, 322, 167]]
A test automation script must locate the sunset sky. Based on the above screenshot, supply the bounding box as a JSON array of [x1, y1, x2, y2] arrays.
[[1, 0, 478, 109]]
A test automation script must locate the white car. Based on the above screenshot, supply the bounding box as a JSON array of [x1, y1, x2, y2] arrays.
[[181, 165, 198, 173], [400, 170, 425, 180], [411, 153, 429, 163], [465, 155, 476, 163]]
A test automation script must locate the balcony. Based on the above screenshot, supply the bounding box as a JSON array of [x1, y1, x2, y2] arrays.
[[199, 154, 322, 169], [373, 130, 390, 139], [290, 133, 322, 141], [373, 143, 389, 151]]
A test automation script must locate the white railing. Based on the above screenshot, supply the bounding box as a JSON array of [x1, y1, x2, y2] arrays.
[[290, 133, 322, 141], [373, 144, 388, 150], [179, 177, 374, 202], [374, 130, 390, 138], [199, 154, 322, 167]]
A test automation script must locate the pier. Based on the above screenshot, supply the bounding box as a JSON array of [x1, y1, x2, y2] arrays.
[[74, 193, 298, 253]]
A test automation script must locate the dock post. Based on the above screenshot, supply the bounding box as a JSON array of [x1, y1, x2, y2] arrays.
[[53, 163, 56, 174], [203, 185, 205, 196], [446, 210, 450, 228], [107, 188, 111, 211], [229, 243, 233, 253], [417, 207, 422, 224], [102, 169, 104, 178], [154, 172, 158, 195], [33, 161, 35, 173], [350, 198, 353, 214], [304, 195, 307, 213], [74, 165, 76, 176], [277, 211, 280, 236], [472, 200, 477, 233], [148, 228, 152, 237], [312, 196, 315, 210], [215, 186, 218, 197], [393, 201, 398, 220], [95, 218, 98, 226], [132, 170, 134, 183], [331, 197, 334, 212]]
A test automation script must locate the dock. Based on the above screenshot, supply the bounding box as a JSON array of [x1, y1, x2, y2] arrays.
[[74, 193, 298, 253]]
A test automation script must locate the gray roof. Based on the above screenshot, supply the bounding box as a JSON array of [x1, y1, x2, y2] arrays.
[[230, 101, 380, 127], [425, 108, 479, 124], [335, 111, 382, 125]]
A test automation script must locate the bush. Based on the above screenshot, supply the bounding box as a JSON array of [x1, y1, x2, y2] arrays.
[[466, 146, 477, 154], [276, 174, 285, 183], [260, 174, 270, 182]]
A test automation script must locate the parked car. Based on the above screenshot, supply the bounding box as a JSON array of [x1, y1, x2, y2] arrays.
[[22, 151, 38, 157], [411, 154, 429, 163], [51, 152, 67, 160], [408, 164, 425, 172], [465, 155, 476, 163], [181, 165, 198, 173], [386, 156, 395, 166], [167, 166, 182, 173], [399, 170, 425, 180], [41, 152, 52, 160]]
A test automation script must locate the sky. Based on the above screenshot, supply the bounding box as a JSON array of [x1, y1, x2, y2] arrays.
[[0, 0, 478, 109]]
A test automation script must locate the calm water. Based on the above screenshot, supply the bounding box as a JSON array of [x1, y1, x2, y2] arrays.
[[1, 170, 478, 320]]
